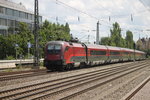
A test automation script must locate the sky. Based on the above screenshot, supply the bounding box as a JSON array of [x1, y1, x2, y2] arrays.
[[12, 0, 150, 43]]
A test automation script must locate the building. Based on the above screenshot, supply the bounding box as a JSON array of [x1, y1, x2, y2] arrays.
[[136, 37, 150, 50], [0, 0, 42, 35]]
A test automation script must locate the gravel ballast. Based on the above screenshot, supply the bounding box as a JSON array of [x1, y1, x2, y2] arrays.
[[0, 61, 149, 100]]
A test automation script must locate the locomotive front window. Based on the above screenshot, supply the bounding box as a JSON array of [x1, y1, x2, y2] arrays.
[[47, 44, 61, 54], [48, 45, 55, 50], [55, 45, 61, 50]]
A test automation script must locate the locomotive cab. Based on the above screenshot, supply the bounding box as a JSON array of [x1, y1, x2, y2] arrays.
[[44, 41, 65, 70], [47, 44, 62, 60]]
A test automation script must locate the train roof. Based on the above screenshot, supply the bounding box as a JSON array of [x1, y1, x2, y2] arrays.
[[135, 50, 145, 54], [106, 46, 121, 51], [46, 41, 66, 45], [120, 47, 145, 54], [47, 41, 85, 48], [121, 48, 134, 52], [86, 44, 107, 50], [46, 41, 145, 54]]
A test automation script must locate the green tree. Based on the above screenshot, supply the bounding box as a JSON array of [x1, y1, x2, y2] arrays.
[[0, 34, 16, 59], [0, 20, 71, 59], [101, 37, 111, 45], [125, 30, 134, 49], [110, 22, 125, 47], [39, 20, 71, 57], [100, 22, 127, 48], [17, 22, 33, 57], [0, 35, 6, 59]]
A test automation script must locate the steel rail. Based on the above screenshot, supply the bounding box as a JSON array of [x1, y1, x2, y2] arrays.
[[59, 64, 149, 100], [0, 61, 140, 95], [0, 61, 148, 100]]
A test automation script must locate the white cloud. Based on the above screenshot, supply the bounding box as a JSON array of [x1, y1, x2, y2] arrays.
[[12, 0, 150, 42], [67, 0, 85, 10]]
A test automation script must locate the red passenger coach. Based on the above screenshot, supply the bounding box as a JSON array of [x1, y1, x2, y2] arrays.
[[120, 48, 131, 61], [86, 44, 108, 65], [106, 46, 121, 62]]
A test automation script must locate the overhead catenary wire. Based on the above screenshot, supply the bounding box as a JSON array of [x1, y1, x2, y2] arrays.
[[95, 0, 150, 18], [55, 0, 99, 20], [52, 0, 150, 31], [139, 0, 150, 9], [44, 0, 150, 39]]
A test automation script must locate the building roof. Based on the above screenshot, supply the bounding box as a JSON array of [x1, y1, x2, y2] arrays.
[[0, 0, 33, 14]]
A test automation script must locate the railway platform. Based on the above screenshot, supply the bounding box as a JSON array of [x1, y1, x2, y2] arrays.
[[0, 59, 43, 69]]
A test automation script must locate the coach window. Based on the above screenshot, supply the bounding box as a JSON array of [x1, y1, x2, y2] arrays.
[[110, 51, 120, 55], [123, 52, 127, 55], [90, 50, 106, 55], [125, 52, 129, 55]]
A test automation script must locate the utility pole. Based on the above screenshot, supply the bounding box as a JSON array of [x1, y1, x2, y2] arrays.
[[34, 0, 39, 68], [96, 21, 99, 45]]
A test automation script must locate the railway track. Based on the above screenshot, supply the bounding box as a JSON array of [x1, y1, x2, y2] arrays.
[[0, 69, 48, 81], [0, 61, 149, 100], [122, 75, 150, 100], [37, 62, 149, 100], [0, 62, 140, 82]]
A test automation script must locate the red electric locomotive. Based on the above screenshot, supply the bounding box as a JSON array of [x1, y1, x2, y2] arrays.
[[44, 41, 87, 70], [44, 41, 146, 71]]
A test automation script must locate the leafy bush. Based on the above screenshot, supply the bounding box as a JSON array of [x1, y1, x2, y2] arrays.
[[6, 56, 15, 60]]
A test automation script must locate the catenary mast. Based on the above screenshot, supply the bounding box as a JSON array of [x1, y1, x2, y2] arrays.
[[96, 21, 100, 44], [34, 0, 39, 67]]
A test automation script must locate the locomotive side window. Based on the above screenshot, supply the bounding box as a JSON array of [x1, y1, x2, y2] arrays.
[[47, 44, 61, 54], [65, 46, 69, 52]]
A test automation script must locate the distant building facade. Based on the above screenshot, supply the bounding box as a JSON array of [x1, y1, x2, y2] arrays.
[[136, 37, 150, 50], [0, 0, 42, 35]]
